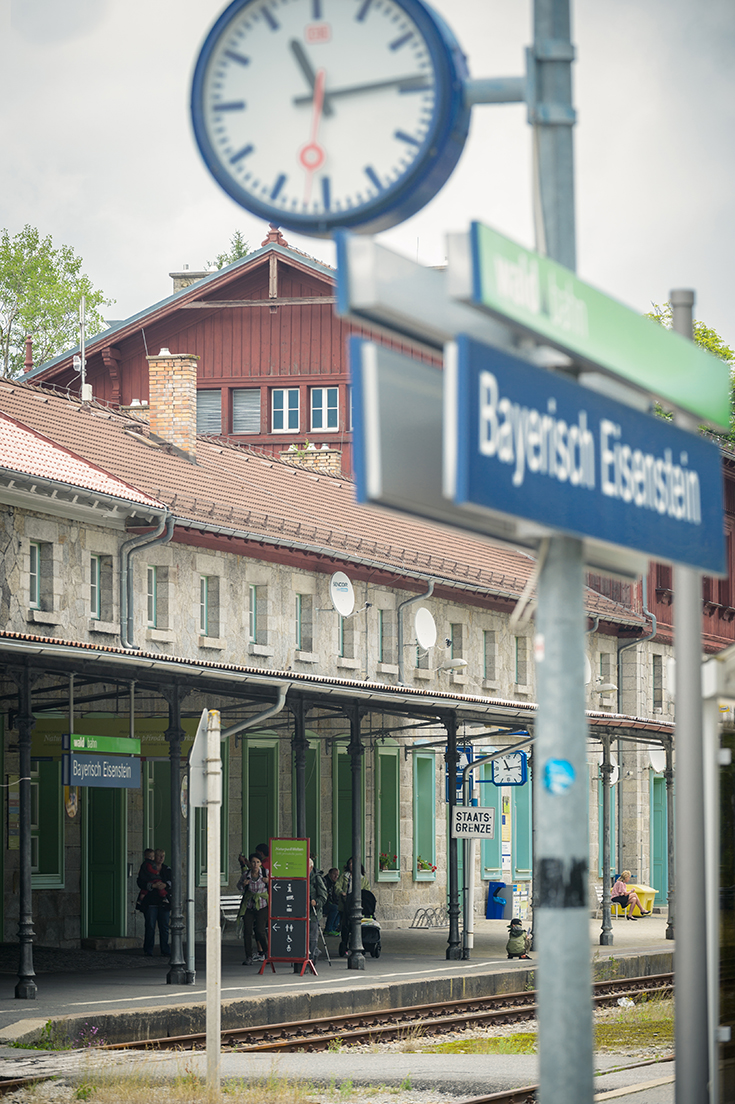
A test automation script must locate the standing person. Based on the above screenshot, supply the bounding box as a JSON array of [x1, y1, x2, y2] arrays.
[[309, 858, 327, 962], [336, 857, 370, 947], [323, 867, 340, 937], [237, 853, 268, 965], [137, 846, 171, 956], [611, 870, 650, 919]]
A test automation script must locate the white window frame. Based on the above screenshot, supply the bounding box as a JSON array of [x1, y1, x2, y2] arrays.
[[272, 388, 300, 433], [90, 554, 101, 620], [147, 566, 157, 628], [29, 542, 41, 608], [199, 575, 209, 636], [249, 584, 258, 643], [310, 386, 339, 431]]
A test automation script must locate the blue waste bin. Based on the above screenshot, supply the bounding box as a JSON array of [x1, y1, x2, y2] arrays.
[[486, 881, 506, 919]]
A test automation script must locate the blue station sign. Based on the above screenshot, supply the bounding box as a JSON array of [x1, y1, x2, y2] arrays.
[[62, 753, 141, 789], [445, 336, 725, 575]]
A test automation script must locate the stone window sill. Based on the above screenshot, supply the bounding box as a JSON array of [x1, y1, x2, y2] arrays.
[[414, 668, 433, 680], [294, 651, 318, 663], [248, 642, 274, 657], [199, 635, 226, 650], [482, 679, 500, 692], [146, 628, 176, 643], [26, 608, 62, 626], [451, 673, 468, 685], [88, 620, 118, 635], [336, 657, 361, 670], [376, 662, 398, 675]]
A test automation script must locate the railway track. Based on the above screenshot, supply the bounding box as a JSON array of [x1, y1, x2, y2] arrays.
[[105, 972, 673, 1053]]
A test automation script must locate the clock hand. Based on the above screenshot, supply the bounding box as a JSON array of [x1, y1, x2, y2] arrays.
[[293, 73, 430, 106], [289, 39, 334, 117], [299, 67, 327, 203]]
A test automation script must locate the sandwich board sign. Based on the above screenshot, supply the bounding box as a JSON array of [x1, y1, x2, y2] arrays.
[[260, 837, 315, 976]]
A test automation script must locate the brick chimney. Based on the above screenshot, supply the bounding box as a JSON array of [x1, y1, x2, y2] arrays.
[[169, 263, 213, 293], [147, 349, 199, 461]]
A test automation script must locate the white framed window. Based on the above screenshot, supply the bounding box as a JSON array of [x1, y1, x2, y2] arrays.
[[378, 608, 385, 664], [295, 593, 313, 652], [29, 542, 41, 608], [90, 555, 101, 620], [232, 388, 260, 434], [147, 566, 157, 627], [310, 386, 339, 431], [249, 584, 267, 645], [653, 653, 663, 710], [272, 388, 300, 433], [196, 390, 222, 434], [199, 576, 210, 635]]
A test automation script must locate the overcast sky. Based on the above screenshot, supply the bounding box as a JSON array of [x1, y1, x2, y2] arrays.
[[2, 0, 733, 349]]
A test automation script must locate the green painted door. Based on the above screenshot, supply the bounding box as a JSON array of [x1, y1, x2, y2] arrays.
[[650, 775, 668, 905], [246, 745, 277, 854], [86, 788, 125, 937]]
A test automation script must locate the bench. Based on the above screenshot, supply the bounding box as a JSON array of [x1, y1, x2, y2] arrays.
[[220, 894, 243, 939], [592, 884, 629, 919]]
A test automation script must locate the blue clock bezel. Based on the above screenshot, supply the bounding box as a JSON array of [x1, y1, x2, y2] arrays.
[[190, 0, 470, 237], [491, 751, 528, 787]]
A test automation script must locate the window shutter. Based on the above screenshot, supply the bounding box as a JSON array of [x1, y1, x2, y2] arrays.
[[196, 390, 222, 434], [232, 389, 260, 434]]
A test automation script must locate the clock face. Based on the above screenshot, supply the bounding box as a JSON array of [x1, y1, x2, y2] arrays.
[[492, 752, 527, 786], [191, 0, 470, 236]]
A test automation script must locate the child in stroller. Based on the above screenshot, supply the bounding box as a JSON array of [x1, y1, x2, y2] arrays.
[[339, 889, 382, 959]]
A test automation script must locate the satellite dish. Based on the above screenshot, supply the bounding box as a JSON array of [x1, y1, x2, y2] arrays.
[[329, 571, 355, 617], [414, 607, 437, 650], [649, 749, 666, 773], [584, 655, 592, 685]]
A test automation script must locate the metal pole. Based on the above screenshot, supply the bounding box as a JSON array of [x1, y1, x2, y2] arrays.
[[530, 2, 591, 1100], [205, 710, 222, 1096], [15, 665, 37, 999], [293, 697, 307, 839], [671, 288, 709, 1104], [664, 736, 675, 940], [599, 734, 613, 946], [186, 778, 196, 984], [166, 684, 187, 985], [702, 666, 720, 1104], [347, 705, 365, 970], [444, 712, 462, 960]]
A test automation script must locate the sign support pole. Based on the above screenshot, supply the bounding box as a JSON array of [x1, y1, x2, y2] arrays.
[[205, 710, 222, 1096], [671, 289, 710, 1104], [531, 2, 593, 1101]]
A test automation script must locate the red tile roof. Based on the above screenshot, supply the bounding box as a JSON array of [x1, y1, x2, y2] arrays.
[[0, 407, 164, 509], [0, 379, 646, 628]]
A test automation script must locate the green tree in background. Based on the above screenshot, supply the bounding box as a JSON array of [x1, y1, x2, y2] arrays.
[[208, 230, 250, 270], [647, 302, 735, 440], [0, 225, 112, 378]]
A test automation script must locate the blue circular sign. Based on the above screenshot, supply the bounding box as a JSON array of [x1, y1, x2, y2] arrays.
[[543, 758, 576, 795]]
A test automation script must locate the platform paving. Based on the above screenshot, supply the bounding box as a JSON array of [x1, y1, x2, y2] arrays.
[[0, 914, 673, 1047]]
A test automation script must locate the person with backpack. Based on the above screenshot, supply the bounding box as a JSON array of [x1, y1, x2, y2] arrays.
[[506, 918, 532, 959]]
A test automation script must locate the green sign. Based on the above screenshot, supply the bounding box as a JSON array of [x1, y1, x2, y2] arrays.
[[69, 734, 141, 755], [468, 222, 731, 429], [270, 837, 308, 879]]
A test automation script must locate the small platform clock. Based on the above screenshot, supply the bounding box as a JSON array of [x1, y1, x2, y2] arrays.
[[491, 751, 528, 787], [191, 0, 470, 237]]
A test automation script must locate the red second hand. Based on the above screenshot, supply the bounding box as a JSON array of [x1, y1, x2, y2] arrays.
[[299, 67, 327, 204]]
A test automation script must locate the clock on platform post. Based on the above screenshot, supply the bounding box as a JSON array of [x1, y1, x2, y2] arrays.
[[491, 751, 528, 786], [191, 0, 470, 237]]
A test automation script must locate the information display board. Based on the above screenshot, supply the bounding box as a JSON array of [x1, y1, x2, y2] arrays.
[[62, 753, 141, 789], [260, 837, 315, 976]]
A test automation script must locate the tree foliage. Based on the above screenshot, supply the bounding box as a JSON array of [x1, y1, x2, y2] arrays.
[[208, 230, 250, 270], [647, 302, 735, 440], [0, 225, 112, 378]]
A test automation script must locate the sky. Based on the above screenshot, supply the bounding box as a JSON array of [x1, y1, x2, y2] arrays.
[[1, 0, 734, 349]]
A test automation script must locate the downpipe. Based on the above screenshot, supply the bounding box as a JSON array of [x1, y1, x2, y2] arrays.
[[119, 513, 174, 650]]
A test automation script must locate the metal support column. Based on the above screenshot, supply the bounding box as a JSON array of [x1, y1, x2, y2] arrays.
[[347, 704, 365, 970], [664, 736, 675, 941], [444, 712, 462, 960], [292, 697, 307, 840], [599, 733, 613, 946], [14, 665, 36, 999], [671, 288, 709, 1104], [166, 683, 188, 985]]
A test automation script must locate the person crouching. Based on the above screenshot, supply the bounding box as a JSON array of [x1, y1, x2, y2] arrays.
[[506, 918, 531, 959]]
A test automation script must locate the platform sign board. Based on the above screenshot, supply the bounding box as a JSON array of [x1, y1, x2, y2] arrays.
[[62, 753, 141, 789], [444, 336, 725, 575], [460, 221, 731, 430], [261, 838, 314, 975], [452, 807, 495, 838], [63, 733, 141, 755], [349, 336, 647, 579]]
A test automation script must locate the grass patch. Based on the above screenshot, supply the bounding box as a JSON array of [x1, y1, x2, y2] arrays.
[[429, 1033, 537, 1055], [594, 995, 674, 1052]]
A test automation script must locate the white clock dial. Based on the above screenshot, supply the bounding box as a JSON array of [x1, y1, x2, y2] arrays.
[[492, 752, 526, 785], [192, 0, 469, 235]]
